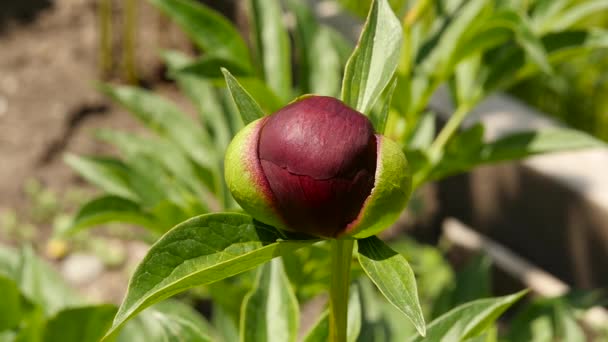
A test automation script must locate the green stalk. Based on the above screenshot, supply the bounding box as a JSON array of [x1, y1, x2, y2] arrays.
[[98, 0, 113, 78], [123, 0, 138, 83], [428, 104, 473, 157], [329, 239, 354, 342]]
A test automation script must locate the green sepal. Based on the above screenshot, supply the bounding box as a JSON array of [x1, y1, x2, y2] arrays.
[[224, 118, 286, 230], [344, 135, 411, 238]]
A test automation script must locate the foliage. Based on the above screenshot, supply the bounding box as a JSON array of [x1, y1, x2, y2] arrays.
[[45, 0, 608, 341]]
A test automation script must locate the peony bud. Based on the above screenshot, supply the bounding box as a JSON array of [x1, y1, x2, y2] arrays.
[[225, 96, 411, 238]]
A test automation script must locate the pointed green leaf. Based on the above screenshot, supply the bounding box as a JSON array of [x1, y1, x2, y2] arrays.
[[409, 291, 527, 342], [303, 311, 330, 342], [117, 300, 213, 342], [15, 246, 83, 316], [432, 128, 606, 180], [240, 259, 299, 342], [65, 154, 138, 202], [222, 68, 265, 124], [0, 276, 23, 330], [551, 0, 608, 32], [341, 0, 403, 114], [149, 0, 251, 65], [178, 55, 252, 79], [370, 77, 397, 134], [66, 195, 162, 236], [249, 0, 292, 101], [104, 213, 314, 338], [99, 84, 216, 169], [357, 236, 426, 336], [43, 305, 117, 342]]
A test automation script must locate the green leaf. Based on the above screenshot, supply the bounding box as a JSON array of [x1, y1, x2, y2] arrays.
[[550, 0, 608, 32], [149, 0, 251, 66], [43, 305, 117, 342], [118, 300, 213, 342], [0, 276, 23, 330], [178, 55, 253, 79], [236, 78, 284, 113], [99, 84, 216, 169], [65, 155, 138, 202], [66, 195, 162, 236], [408, 111, 436, 150], [408, 291, 527, 342], [432, 128, 606, 180], [370, 77, 397, 134], [347, 284, 362, 342], [302, 311, 330, 342], [104, 213, 314, 338], [0, 245, 18, 279], [240, 259, 299, 342], [222, 68, 265, 124], [357, 236, 426, 336], [15, 246, 83, 316], [341, 0, 403, 114], [249, 0, 292, 101], [96, 130, 211, 199]]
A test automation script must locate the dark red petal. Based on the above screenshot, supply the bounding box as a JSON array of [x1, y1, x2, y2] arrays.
[[258, 96, 376, 179], [257, 96, 377, 236]]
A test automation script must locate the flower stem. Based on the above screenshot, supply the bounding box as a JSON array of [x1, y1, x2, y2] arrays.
[[329, 239, 354, 342]]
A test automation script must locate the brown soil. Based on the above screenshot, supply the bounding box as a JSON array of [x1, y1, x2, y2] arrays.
[[0, 0, 190, 212]]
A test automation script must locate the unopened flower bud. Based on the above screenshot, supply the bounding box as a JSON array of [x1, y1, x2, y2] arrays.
[[225, 96, 411, 238]]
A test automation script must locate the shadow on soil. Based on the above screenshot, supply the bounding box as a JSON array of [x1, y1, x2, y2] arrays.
[[0, 0, 53, 32]]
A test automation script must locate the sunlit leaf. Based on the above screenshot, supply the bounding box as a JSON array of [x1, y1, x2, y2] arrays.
[[357, 236, 426, 336], [341, 0, 403, 114], [104, 213, 315, 338], [240, 259, 299, 342]]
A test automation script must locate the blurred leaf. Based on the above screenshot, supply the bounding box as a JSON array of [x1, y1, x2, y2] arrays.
[[213, 304, 239, 342], [222, 68, 265, 124], [409, 291, 526, 342], [431, 255, 492, 319], [163, 52, 232, 152], [15, 246, 82, 316], [282, 243, 331, 301], [341, 0, 403, 114], [118, 300, 213, 342], [493, 10, 552, 75], [0, 276, 23, 330], [236, 78, 284, 113], [43, 305, 117, 342], [66, 195, 162, 236], [555, 303, 585, 342], [302, 311, 329, 342], [288, 0, 342, 97], [104, 213, 315, 338], [97, 130, 211, 199], [149, 0, 250, 66], [178, 56, 252, 78], [249, 0, 292, 101], [13, 306, 45, 342], [0, 245, 18, 278], [347, 284, 362, 342], [431, 127, 605, 180], [240, 259, 299, 342], [99, 85, 217, 170], [408, 111, 436, 149], [65, 155, 138, 202], [357, 236, 426, 336], [551, 0, 608, 32]]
